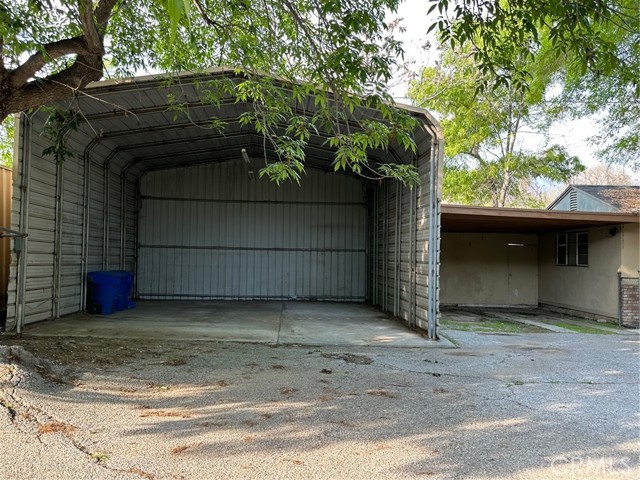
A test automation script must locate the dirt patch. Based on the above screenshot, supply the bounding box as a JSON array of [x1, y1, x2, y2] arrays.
[[279, 387, 298, 396], [1, 336, 176, 369], [171, 442, 203, 454], [506, 345, 569, 354], [38, 421, 77, 435], [321, 353, 373, 364], [445, 351, 484, 357], [366, 390, 398, 399], [126, 467, 155, 479], [140, 410, 192, 419]]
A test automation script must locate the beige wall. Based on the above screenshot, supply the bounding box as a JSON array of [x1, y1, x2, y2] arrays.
[[440, 233, 538, 306], [620, 223, 639, 277], [538, 226, 623, 319]]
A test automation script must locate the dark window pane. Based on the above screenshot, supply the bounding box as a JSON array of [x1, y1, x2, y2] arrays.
[[556, 234, 568, 265], [577, 233, 588, 265], [557, 245, 567, 265], [568, 241, 577, 266]]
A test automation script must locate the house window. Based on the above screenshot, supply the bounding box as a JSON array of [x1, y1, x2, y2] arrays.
[[556, 232, 588, 266]]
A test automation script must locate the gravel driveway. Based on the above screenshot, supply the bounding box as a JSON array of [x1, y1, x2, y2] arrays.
[[1, 329, 638, 479]]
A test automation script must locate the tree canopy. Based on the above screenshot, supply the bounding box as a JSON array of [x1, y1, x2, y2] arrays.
[[1, 0, 420, 183], [408, 43, 585, 207], [0, 0, 637, 181], [431, 0, 639, 170]]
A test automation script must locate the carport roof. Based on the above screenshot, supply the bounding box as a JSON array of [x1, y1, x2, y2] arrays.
[[45, 68, 441, 181], [441, 204, 639, 233]]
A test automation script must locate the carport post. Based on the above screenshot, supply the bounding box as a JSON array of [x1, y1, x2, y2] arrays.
[[102, 163, 110, 270], [52, 160, 64, 318], [412, 157, 419, 329], [16, 114, 32, 334], [364, 186, 370, 301], [134, 178, 141, 297], [120, 173, 126, 269], [383, 180, 388, 312], [80, 140, 98, 311], [427, 128, 443, 340], [408, 166, 415, 328], [373, 186, 378, 305], [394, 181, 401, 317]]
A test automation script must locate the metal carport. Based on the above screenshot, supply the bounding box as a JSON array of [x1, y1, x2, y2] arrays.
[[5, 69, 442, 339]]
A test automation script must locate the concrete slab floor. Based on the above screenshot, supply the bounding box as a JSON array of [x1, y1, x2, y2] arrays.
[[22, 300, 447, 348]]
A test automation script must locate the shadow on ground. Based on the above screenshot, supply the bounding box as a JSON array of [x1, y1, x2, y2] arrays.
[[1, 330, 638, 479]]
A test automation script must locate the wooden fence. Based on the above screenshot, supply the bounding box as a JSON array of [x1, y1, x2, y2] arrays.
[[1, 165, 12, 313]]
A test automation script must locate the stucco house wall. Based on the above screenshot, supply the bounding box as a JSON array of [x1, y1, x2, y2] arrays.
[[440, 232, 538, 306], [538, 226, 623, 319], [620, 222, 639, 276]]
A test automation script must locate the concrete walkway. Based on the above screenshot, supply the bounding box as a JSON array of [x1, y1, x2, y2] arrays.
[[442, 306, 638, 335], [22, 300, 450, 348], [489, 312, 575, 333]]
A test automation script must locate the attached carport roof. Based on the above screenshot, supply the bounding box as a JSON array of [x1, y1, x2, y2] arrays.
[[52, 68, 441, 181], [441, 204, 639, 234]]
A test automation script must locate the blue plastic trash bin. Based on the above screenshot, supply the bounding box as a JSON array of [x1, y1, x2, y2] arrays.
[[111, 270, 134, 310], [86, 271, 134, 315]]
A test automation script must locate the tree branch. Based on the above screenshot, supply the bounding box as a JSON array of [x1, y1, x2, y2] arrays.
[[1, 0, 119, 120], [94, 0, 119, 28], [5, 54, 104, 115], [0, 36, 5, 77], [79, 0, 103, 54], [9, 37, 90, 89], [192, 0, 227, 31]]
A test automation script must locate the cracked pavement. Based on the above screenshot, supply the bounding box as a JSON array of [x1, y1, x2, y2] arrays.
[[1, 328, 639, 479]]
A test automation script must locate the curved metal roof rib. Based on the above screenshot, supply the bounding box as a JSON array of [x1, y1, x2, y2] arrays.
[[43, 68, 441, 180]]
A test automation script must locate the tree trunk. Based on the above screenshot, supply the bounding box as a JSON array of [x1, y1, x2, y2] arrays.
[[0, 55, 104, 121], [0, 0, 118, 122], [497, 171, 511, 208]]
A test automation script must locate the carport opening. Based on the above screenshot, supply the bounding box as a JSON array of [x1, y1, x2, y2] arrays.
[[7, 70, 441, 339]]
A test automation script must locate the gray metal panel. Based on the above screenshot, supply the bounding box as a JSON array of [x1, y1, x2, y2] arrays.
[[107, 170, 122, 269], [88, 162, 104, 272], [138, 163, 366, 300], [125, 180, 137, 272], [368, 141, 434, 331], [6, 114, 56, 325], [59, 154, 85, 315]]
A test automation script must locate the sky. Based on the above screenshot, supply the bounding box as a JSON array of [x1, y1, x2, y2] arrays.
[[386, 0, 608, 172]]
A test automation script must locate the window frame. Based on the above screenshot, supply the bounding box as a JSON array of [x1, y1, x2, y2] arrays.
[[555, 231, 588, 267]]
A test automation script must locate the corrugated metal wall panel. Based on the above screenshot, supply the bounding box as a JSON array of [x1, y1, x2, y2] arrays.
[[6, 113, 139, 328], [6, 116, 57, 325], [107, 170, 121, 269], [125, 180, 137, 272], [138, 163, 366, 300], [59, 154, 85, 315], [411, 155, 429, 329], [88, 163, 104, 272], [368, 139, 434, 331]]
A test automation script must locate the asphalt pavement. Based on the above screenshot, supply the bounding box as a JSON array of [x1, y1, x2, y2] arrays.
[[1, 328, 638, 479]]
